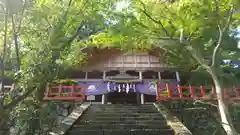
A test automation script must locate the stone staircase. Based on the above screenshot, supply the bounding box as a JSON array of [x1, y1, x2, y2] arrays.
[[65, 104, 174, 135]]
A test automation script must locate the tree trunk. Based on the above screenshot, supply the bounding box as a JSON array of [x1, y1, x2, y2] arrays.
[[11, 15, 21, 71], [0, 2, 9, 94], [208, 68, 238, 135], [0, 7, 11, 135], [0, 110, 10, 135]]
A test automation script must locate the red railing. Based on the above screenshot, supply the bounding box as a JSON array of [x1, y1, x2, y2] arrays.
[[156, 84, 240, 102], [1, 84, 14, 91], [43, 84, 86, 101]]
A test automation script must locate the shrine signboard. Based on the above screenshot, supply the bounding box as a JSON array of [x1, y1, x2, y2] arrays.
[[136, 79, 177, 95], [77, 79, 177, 96], [77, 81, 108, 96]]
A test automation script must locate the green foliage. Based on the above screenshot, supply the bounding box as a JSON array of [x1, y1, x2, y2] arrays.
[[164, 101, 240, 135], [164, 101, 227, 135], [85, 1, 240, 134], [13, 101, 61, 135], [0, 0, 239, 134], [54, 79, 77, 84], [187, 71, 212, 86], [0, 0, 120, 134], [90, 0, 240, 83]]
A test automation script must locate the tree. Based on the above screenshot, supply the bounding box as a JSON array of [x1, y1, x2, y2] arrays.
[[89, 0, 240, 134], [0, 0, 117, 134]]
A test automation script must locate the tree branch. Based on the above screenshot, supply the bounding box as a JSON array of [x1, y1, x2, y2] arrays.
[[0, 5, 8, 98], [138, 1, 205, 67], [214, 0, 220, 22], [17, 0, 27, 33], [138, 0, 225, 71], [138, 0, 172, 38], [185, 46, 209, 69], [222, 7, 234, 32], [211, 26, 223, 67], [3, 87, 35, 110], [211, 7, 234, 67], [140, 9, 171, 37], [12, 15, 21, 71], [0, 2, 5, 13]]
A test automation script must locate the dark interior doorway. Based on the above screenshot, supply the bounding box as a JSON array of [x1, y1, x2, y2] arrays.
[[108, 91, 139, 104], [144, 95, 156, 102]]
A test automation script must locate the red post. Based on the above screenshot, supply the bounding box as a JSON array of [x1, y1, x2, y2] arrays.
[[224, 88, 228, 100], [200, 85, 205, 98], [58, 84, 62, 97], [234, 86, 239, 98], [166, 84, 172, 98], [10, 83, 15, 91], [189, 85, 195, 98], [45, 83, 50, 97], [83, 86, 86, 100], [212, 86, 217, 99], [156, 84, 160, 100], [71, 85, 74, 97], [178, 85, 183, 98]]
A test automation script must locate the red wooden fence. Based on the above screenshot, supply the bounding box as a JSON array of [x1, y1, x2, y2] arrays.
[[4, 84, 240, 102], [43, 84, 86, 101], [2, 85, 14, 91], [156, 84, 240, 102]]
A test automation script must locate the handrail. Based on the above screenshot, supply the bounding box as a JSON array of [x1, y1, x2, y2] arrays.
[[156, 84, 240, 102], [1, 84, 15, 91], [44, 84, 86, 101], [4, 85, 13, 89]]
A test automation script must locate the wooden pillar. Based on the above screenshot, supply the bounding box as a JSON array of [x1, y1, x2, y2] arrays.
[[141, 93, 144, 104], [175, 71, 180, 82], [103, 71, 106, 80], [158, 72, 161, 80], [157, 71, 161, 96], [102, 94, 108, 104], [0, 82, 2, 94], [139, 71, 143, 80], [137, 93, 140, 104], [102, 71, 108, 104], [85, 72, 88, 80], [102, 94, 106, 104], [175, 71, 181, 97], [139, 71, 143, 104]]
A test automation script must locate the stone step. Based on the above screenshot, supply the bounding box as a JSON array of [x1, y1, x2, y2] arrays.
[[65, 104, 174, 135], [87, 110, 158, 113], [79, 116, 165, 121], [73, 124, 171, 129], [88, 108, 156, 113], [75, 120, 167, 125], [89, 105, 155, 109], [87, 109, 158, 113], [83, 112, 161, 115], [90, 104, 154, 108], [91, 104, 154, 107], [66, 129, 175, 135], [89, 106, 155, 108], [82, 113, 164, 118]]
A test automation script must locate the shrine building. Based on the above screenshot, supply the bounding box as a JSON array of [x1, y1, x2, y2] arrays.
[[60, 47, 180, 104]]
